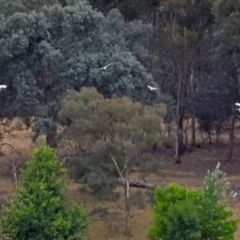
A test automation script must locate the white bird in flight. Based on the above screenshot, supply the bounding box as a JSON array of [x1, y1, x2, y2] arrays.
[[235, 103, 240, 112], [99, 63, 121, 71], [147, 85, 159, 91], [0, 85, 7, 91]]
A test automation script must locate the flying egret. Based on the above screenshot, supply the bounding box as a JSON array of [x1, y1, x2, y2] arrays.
[[99, 63, 122, 71], [0, 85, 7, 91], [147, 85, 159, 91], [235, 103, 240, 113]]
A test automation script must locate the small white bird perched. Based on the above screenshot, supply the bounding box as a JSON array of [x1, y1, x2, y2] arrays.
[[0, 85, 7, 91], [147, 85, 159, 91], [99, 63, 121, 71]]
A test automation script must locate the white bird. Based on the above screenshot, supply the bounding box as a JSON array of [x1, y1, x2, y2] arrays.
[[99, 63, 121, 71], [235, 103, 240, 112], [147, 85, 159, 91], [0, 85, 7, 91]]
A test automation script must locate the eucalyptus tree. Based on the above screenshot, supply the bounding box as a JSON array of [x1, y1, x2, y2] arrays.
[[93, 0, 215, 163], [0, 0, 157, 146], [58, 87, 167, 236], [89, 0, 240, 163], [88, 0, 156, 21], [171, 0, 240, 164], [139, 0, 214, 163], [206, 0, 240, 161]]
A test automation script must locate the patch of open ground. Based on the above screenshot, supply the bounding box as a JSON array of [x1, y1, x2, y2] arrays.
[[1, 126, 240, 239]]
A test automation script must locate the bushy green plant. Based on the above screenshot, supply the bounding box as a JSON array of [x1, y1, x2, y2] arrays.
[[148, 184, 202, 240], [34, 134, 47, 147], [148, 163, 238, 240], [0, 146, 89, 240], [163, 199, 201, 240], [200, 162, 238, 239]]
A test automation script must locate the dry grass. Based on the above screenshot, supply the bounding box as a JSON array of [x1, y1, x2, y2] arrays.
[[1, 120, 240, 239]]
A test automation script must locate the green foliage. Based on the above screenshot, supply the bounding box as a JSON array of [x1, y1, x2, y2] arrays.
[[0, 146, 89, 240], [59, 87, 167, 198], [59, 87, 168, 235], [200, 163, 238, 239], [35, 134, 47, 147], [148, 163, 238, 240], [148, 184, 202, 240], [163, 199, 201, 240], [0, 0, 157, 122], [212, 0, 240, 19]]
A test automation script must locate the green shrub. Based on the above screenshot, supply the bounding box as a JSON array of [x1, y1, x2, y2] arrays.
[[148, 184, 202, 240], [148, 163, 238, 240], [200, 162, 238, 239], [0, 146, 89, 240], [163, 199, 201, 240]]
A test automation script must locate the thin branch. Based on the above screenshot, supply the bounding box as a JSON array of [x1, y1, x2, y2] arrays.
[[110, 195, 126, 212], [0, 142, 22, 156], [121, 157, 129, 177], [128, 132, 135, 141], [184, 124, 193, 133], [109, 152, 124, 184], [97, 132, 105, 140], [11, 159, 18, 188]]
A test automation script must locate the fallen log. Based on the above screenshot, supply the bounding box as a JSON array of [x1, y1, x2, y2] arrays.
[[128, 180, 166, 190], [120, 178, 165, 190], [129, 180, 156, 190]]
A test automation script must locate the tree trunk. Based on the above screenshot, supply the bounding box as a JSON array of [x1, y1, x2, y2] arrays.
[[215, 123, 221, 144], [124, 176, 131, 236], [184, 118, 188, 146], [110, 154, 132, 236], [208, 130, 212, 144], [175, 116, 184, 164], [175, 61, 184, 164], [46, 131, 57, 148], [226, 113, 236, 162], [191, 116, 196, 146], [166, 123, 171, 137]]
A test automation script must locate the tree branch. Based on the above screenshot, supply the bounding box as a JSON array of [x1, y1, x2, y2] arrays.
[[11, 159, 18, 189], [0, 142, 22, 156], [110, 196, 126, 212], [109, 152, 125, 185]]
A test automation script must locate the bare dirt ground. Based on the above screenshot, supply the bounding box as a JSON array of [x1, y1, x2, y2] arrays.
[[1, 123, 240, 239]]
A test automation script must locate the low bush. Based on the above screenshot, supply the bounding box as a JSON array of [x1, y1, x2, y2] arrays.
[[148, 163, 238, 240]]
